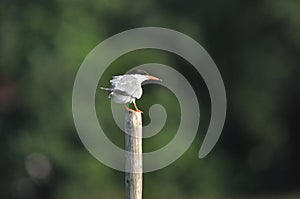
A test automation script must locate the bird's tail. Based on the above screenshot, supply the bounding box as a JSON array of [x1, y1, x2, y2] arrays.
[[100, 87, 111, 91]]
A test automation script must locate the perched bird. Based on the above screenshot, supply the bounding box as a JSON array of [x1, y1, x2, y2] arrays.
[[100, 69, 161, 113]]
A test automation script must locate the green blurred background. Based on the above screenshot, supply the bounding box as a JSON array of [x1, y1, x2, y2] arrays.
[[1, 0, 300, 198]]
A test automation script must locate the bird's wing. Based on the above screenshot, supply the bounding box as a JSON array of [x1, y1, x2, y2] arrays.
[[110, 76, 123, 89], [110, 75, 142, 98], [110, 89, 130, 96]]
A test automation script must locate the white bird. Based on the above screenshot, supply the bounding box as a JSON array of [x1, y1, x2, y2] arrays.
[[100, 69, 161, 113]]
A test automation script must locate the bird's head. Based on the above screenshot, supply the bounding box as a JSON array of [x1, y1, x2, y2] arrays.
[[126, 69, 161, 82]]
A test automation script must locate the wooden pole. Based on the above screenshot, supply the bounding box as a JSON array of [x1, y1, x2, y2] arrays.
[[125, 110, 143, 199]]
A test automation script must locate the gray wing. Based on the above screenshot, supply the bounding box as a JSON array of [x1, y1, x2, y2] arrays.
[[110, 75, 143, 99], [109, 89, 133, 104]]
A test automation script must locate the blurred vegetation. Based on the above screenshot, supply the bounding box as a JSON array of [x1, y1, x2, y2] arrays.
[[1, 0, 300, 198]]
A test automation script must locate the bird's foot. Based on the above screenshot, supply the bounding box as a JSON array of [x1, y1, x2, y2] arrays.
[[134, 109, 143, 114], [133, 102, 143, 113], [124, 105, 143, 113], [124, 105, 135, 113]]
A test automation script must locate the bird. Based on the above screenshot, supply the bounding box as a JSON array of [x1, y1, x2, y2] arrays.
[[100, 69, 161, 113]]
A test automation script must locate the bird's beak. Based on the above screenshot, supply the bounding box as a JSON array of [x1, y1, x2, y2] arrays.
[[147, 75, 162, 81]]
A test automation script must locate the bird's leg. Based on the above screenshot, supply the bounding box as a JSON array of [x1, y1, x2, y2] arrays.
[[133, 101, 143, 113], [124, 105, 135, 112]]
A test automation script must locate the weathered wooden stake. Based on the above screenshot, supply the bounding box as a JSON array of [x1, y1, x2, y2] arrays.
[[125, 110, 143, 199]]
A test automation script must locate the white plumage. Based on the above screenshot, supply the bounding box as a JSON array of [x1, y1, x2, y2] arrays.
[[100, 69, 160, 112]]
